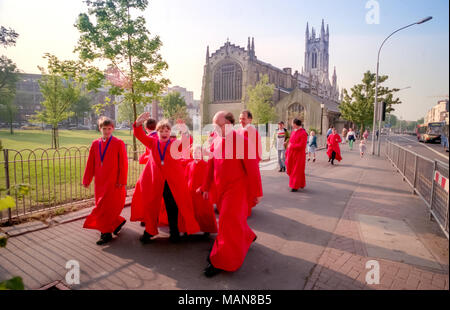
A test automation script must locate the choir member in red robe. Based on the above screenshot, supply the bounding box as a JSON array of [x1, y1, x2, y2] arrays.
[[186, 146, 218, 235], [199, 111, 263, 277], [326, 128, 343, 165], [82, 117, 128, 245], [285, 118, 308, 192], [237, 110, 263, 217], [138, 118, 158, 165], [132, 113, 200, 244]]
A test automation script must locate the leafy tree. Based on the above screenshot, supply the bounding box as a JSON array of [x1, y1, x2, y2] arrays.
[[417, 117, 424, 125], [33, 54, 101, 148], [0, 26, 19, 47], [71, 94, 92, 126], [160, 91, 186, 118], [0, 94, 17, 134], [0, 26, 20, 134], [245, 74, 277, 124], [74, 0, 169, 159], [339, 71, 401, 132], [117, 99, 144, 129]]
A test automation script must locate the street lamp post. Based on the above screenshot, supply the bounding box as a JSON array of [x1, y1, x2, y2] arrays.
[[371, 16, 433, 156], [320, 103, 324, 135]]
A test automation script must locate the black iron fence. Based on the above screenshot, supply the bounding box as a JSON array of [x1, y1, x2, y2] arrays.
[[0, 145, 147, 222]]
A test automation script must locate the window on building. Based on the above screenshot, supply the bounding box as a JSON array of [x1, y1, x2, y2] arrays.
[[214, 62, 243, 102], [312, 52, 317, 69]]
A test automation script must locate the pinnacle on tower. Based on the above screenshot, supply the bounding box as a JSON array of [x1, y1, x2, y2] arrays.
[[251, 37, 255, 53], [326, 24, 329, 36], [306, 22, 309, 39], [206, 45, 209, 63], [311, 27, 316, 39], [321, 19, 325, 38], [247, 37, 251, 51]]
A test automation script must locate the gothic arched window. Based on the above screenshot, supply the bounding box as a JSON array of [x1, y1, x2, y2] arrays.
[[214, 62, 243, 102], [312, 52, 318, 69]]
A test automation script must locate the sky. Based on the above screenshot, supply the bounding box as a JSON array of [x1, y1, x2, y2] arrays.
[[0, 0, 448, 121]]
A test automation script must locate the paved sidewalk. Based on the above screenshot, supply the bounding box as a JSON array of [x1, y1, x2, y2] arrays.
[[0, 142, 448, 290]]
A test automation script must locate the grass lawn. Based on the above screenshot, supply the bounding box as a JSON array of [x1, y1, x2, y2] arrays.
[[0, 129, 135, 150]]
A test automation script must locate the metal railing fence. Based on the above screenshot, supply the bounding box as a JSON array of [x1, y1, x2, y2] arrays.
[[385, 139, 449, 239], [0, 145, 147, 223]]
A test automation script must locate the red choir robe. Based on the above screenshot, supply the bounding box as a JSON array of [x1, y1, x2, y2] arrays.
[[201, 130, 263, 272], [131, 123, 200, 236], [237, 125, 263, 217], [82, 136, 128, 233], [186, 159, 218, 233], [285, 128, 308, 190], [138, 131, 158, 165], [327, 133, 343, 162]]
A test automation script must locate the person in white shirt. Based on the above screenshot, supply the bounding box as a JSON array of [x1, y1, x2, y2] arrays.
[[272, 121, 290, 172]]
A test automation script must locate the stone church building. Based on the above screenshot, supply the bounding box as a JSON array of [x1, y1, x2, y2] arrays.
[[200, 20, 344, 133]]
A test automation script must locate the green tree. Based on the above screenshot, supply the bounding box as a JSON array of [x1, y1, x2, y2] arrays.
[[160, 91, 186, 118], [33, 54, 99, 148], [0, 26, 19, 47], [75, 0, 169, 159], [0, 26, 20, 134], [340, 71, 401, 132], [245, 74, 277, 124], [417, 117, 424, 125], [117, 100, 144, 130], [71, 94, 92, 126]]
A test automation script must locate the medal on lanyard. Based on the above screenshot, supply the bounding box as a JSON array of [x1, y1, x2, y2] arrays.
[[99, 136, 113, 167], [157, 140, 171, 166]]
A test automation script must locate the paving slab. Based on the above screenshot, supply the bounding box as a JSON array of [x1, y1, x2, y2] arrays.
[[2, 221, 49, 237]]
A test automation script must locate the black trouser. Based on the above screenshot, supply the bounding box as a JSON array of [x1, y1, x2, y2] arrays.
[[163, 181, 179, 236], [331, 151, 336, 164]]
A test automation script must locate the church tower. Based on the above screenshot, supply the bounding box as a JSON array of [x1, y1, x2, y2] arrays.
[[304, 19, 329, 79]]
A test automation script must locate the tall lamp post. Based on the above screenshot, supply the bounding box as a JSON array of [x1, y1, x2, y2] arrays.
[[371, 16, 433, 155], [320, 103, 325, 135]]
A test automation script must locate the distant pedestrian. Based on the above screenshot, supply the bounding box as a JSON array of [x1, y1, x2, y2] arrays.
[[326, 126, 333, 138], [341, 127, 348, 144], [272, 121, 290, 172], [347, 128, 356, 151], [376, 130, 379, 141], [307, 130, 317, 162], [359, 139, 367, 158], [82, 117, 128, 245], [327, 128, 342, 165], [363, 130, 369, 140]]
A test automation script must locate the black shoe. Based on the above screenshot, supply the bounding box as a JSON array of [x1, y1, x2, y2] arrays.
[[291, 188, 298, 192], [96, 233, 112, 245], [313, 159, 316, 162], [328, 158, 331, 162], [203, 232, 210, 239], [331, 160, 334, 165], [278, 168, 283, 172], [253, 235, 257, 242], [139, 231, 153, 244], [204, 263, 222, 278], [113, 220, 126, 235], [140, 222, 146, 227], [169, 233, 181, 243], [283, 167, 286, 172]]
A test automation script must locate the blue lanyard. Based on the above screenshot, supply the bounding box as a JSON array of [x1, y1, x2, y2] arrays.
[[99, 136, 113, 165], [157, 140, 171, 164]]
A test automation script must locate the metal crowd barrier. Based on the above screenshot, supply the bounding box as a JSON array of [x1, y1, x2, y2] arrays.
[[385, 139, 449, 239], [0, 145, 147, 223]]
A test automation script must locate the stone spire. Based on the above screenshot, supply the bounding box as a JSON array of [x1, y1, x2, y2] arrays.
[[306, 22, 309, 40], [311, 27, 316, 39], [247, 37, 251, 52], [206, 45, 209, 63], [321, 19, 325, 39], [332, 66, 337, 88], [251, 37, 255, 55]]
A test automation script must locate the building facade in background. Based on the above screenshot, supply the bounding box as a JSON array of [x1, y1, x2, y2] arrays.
[[200, 20, 341, 131], [425, 99, 449, 124]]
